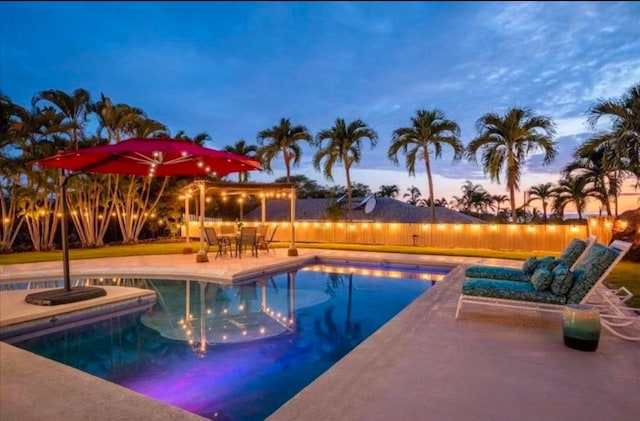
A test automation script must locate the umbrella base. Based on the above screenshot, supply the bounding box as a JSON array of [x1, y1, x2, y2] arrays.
[[25, 287, 107, 306]]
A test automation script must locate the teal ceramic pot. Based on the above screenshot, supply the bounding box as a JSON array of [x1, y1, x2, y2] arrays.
[[562, 304, 601, 351]]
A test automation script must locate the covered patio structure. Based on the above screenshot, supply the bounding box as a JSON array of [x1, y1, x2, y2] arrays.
[[180, 180, 298, 261]]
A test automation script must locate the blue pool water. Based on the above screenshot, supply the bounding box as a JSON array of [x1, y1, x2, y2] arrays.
[[12, 262, 451, 420]]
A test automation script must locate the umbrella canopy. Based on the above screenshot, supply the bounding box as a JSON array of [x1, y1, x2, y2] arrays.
[[34, 137, 262, 176]]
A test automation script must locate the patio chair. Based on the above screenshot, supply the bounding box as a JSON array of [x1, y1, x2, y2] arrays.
[[204, 227, 231, 259], [257, 224, 278, 254], [464, 235, 597, 283], [455, 240, 639, 341], [256, 223, 269, 243], [237, 226, 258, 258]]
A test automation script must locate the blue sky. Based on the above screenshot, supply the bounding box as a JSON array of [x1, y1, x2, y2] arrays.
[[2, 1, 639, 212]]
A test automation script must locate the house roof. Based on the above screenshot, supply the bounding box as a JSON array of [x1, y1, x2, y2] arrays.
[[244, 196, 486, 224]]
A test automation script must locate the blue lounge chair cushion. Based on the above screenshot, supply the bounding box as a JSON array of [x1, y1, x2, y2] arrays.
[[550, 262, 573, 296], [558, 238, 587, 268], [530, 267, 553, 291], [462, 278, 567, 305], [567, 244, 619, 304], [464, 266, 530, 282]]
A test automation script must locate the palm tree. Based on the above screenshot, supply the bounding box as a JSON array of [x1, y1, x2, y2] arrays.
[[403, 185, 425, 206], [584, 82, 640, 184], [490, 194, 509, 216], [257, 118, 312, 183], [377, 184, 399, 198], [388, 109, 463, 222], [31, 88, 91, 150], [224, 139, 258, 182], [553, 176, 599, 222], [451, 180, 485, 213], [313, 118, 378, 221], [578, 82, 640, 211], [527, 182, 555, 224], [173, 130, 210, 145], [562, 146, 615, 216], [466, 107, 557, 223]]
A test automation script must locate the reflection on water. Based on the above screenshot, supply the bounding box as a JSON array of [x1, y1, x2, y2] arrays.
[[13, 264, 448, 421]]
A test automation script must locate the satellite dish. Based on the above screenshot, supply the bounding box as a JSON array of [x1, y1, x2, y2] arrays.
[[364, 196, 376, 214], [359, 194, 375, 207]]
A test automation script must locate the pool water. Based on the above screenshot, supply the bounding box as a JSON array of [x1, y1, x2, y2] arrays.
[[12, 262, 450, 421]]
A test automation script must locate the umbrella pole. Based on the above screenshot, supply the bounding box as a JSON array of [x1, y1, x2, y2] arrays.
[[60, 175, 71, 291], [24, 172, 107, 305]]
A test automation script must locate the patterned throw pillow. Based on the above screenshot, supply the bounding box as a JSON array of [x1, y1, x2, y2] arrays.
[[550, 262, 573, 296], [522, 257, 538, 274], [530, 267, 553, 291], [535, 256, 558, 272], [559, 239, 587, 268]]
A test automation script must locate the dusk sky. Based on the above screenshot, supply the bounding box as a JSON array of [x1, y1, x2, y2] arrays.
[[2, 1, 639, 213]]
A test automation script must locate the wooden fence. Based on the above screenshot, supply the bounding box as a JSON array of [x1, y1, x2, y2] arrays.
[[181, 220, 606, 253]]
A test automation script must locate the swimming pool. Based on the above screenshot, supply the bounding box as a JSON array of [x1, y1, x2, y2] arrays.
[[11, 261, 451, 421]]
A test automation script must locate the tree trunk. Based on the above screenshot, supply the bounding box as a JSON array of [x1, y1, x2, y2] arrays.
[[424, 152, 436, 223], [345, 164, 353, 221], [509, 187, 517, 223]]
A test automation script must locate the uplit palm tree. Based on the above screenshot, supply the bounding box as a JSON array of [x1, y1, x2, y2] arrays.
[[466, 107, 557, 223], [0, 95, 26, 251], [527, 182, 555, 224], [388, 109, 463, 222], [257, 117, 312, 183], [224, 139, 258, 182], [313, 118, 378, 221], [377, 184, 399, 198]]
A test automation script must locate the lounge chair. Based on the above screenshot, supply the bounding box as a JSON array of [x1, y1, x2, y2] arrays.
[[464, 235, 597, 283], [455, 240, 639, 341]]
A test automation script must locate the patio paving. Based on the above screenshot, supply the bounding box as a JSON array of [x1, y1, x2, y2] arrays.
[[1, 249, 638, 421]]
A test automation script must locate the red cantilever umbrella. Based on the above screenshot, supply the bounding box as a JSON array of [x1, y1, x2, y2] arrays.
[[35, 137, 261, 177], [26, 138, 262, 305]]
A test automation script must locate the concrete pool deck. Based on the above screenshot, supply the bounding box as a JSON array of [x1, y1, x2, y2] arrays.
[[1, 249, 639, 420]]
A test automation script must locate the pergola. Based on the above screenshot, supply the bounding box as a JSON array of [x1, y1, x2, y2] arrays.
[[180, 180, 299, 261]]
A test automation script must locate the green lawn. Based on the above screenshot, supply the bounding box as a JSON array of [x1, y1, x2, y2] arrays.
[[1, 240, 638, 307]]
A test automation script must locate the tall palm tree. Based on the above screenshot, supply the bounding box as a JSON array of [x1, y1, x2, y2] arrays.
[[388, 109, 463, 222], [466, 107, 557, 223], [527, 182, 555, 224], [313, 118, 378, 221], [224, 139, 258, 182], [377, 184, 399, 198], [257, 118, 312, 183]]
